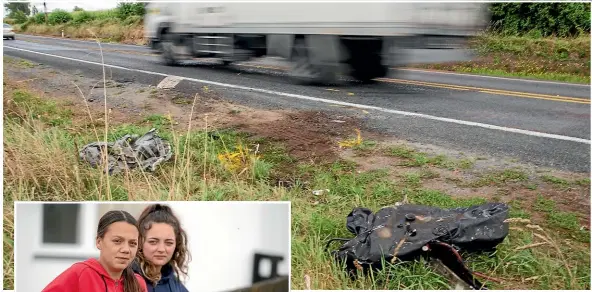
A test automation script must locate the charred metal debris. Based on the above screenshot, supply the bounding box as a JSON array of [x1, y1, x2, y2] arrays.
[[326, 202, 510, 289]]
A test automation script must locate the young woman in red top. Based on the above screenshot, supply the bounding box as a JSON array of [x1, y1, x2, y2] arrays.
[[42, 210, 149, 292]]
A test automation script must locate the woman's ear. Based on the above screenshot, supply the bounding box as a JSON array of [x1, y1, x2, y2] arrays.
[[96, 237, 102, 250]]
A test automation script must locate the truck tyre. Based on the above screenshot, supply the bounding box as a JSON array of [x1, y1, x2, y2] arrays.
[[289, 38, 315, 84], [161, 32, 179, 66], [289, 38, 338, 85]]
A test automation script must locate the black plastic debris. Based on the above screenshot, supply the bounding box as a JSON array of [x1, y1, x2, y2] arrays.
[[325, 202, 510, 290], [79, 128, 172, 175]]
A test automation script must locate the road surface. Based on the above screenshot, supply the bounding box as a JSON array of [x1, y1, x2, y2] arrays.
[[4, 34, 591, 172]]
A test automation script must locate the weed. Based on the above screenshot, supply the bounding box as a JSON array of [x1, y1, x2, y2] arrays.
[[387, 145, 415, 159], [534, 195, 556, 213], [548, 212, 580, 231], [352, 140, 378, 153], [458, 158, 475, 169], [407, 153, 429, 167], [419, 169, 440, 179], [468, 169, 529, 187], [404, 172, 422, 188], [575, 178, 591, 187], [541, 175, 569, 186]]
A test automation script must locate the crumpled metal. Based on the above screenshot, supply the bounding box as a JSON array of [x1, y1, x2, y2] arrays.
[[79, 128, 173, 175], [326, 202, 510, 289]]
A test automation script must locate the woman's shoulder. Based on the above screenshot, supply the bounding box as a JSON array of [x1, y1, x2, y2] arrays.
[[60, 259, 97, 277], [41, 259, 97, 291]]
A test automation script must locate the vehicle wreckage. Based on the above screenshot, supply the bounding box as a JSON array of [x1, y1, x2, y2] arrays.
[[326, 202, 510, 289], [78, 128, 173, 175]]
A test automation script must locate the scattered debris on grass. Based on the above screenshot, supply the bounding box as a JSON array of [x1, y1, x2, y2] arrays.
[[79, 128, 173, 175]]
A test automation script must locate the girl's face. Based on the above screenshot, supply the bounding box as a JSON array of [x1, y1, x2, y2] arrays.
[[96, 221, 139, 273], [142, 223, 176, 267]]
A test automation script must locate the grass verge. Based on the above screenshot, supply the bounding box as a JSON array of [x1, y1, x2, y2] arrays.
[[412, 33, 590, 84]]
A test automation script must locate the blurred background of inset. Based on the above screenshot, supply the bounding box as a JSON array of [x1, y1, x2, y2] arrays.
[[15, 201, 290, 292]]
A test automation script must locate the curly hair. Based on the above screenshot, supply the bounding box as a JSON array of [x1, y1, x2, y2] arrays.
[[135, 204, 191, 286]]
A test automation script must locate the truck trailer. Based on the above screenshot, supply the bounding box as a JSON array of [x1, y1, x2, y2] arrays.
[[143, 2, 490, 84]]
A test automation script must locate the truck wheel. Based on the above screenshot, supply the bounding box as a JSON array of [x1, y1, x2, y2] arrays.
[[289, 38, 316, 84], [289, 38, 338, 85], [161, 33, 179, 66]]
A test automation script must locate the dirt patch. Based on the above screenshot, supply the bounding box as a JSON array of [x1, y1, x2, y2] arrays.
[[235, 111, 363, 162]]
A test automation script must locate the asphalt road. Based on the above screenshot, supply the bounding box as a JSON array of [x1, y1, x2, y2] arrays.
[[4, 34, 591, 172]]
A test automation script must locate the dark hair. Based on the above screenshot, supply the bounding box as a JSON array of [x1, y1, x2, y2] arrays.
[[136, 204, 191, 285], [97, 210, 143, 292]]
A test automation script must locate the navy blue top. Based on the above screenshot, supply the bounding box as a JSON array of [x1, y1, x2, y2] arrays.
[[132, 261, 189, 292]]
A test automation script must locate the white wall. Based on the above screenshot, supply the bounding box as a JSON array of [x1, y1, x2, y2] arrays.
[[15, 202, 290, 292]]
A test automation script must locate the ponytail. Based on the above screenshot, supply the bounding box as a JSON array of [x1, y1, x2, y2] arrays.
[[138, 204, 176, 223], [122, 266, 142, 292], [137, 203, 190, 285]]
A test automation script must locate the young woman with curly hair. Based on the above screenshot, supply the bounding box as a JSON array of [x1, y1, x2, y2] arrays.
[[132, 204, 191, 292]]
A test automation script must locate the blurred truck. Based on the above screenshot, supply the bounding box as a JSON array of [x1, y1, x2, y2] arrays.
[[144, 2, 490, 84]]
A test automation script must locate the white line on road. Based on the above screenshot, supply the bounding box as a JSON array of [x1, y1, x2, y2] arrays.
[[4, 45, 591, 145], [157, 76, 183, 89]]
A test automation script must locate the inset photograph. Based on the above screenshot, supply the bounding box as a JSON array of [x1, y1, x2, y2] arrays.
[[14, 201, 290, 292]]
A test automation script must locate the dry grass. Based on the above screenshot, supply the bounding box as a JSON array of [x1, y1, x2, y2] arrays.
[[19, 22, 146, 45]]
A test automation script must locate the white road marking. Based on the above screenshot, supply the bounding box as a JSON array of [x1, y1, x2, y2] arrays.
[[4, 45, 591, 145], [398, 68, 592, 87], [157, 76, 183, 89]]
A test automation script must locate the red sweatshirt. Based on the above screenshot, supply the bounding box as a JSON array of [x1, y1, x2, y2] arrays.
[[42, 258, 148, 292]]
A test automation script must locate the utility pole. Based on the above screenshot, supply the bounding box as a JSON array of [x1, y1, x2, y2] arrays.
[[43, 2, 47, 24]]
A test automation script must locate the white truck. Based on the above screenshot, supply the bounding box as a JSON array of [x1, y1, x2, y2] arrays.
[[143, 2, 490, 84]]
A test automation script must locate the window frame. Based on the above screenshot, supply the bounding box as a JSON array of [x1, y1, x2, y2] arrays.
[[33, 203, 100, 259]]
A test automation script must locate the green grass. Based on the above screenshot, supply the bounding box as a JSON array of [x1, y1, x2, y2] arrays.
[[466, 169, 529, 187], [540, 175, 591, 190], [386, 145, 475, 170], [436, 66, 590, 84], [413, 33, 590, 84], [3, 83, 590, 290], [352, 140, 378, 154]]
